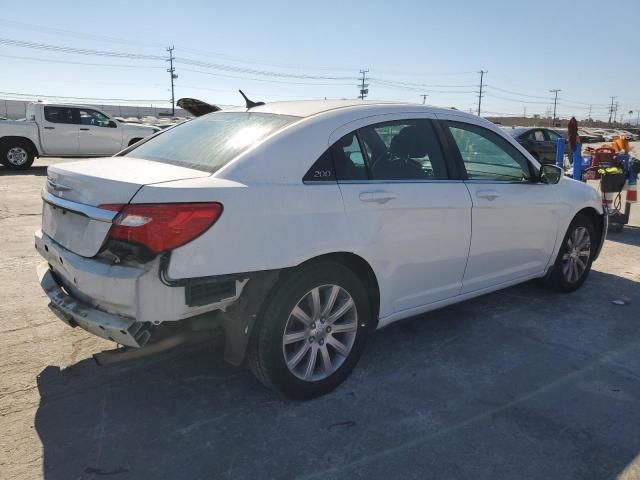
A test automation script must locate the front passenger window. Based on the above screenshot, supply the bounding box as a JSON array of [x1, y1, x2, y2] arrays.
[[447, 122, 531, 182], [78, 109, 111, 127]]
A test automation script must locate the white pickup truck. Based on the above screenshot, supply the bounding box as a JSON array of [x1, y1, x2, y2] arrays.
[[0, 102, 160, 169]]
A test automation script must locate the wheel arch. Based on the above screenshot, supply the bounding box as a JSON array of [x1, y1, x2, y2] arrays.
[[574, 206, 606, 260], [294, 251, 381, 328], [0, 136, 39, 156], [128, 137, 143, 147]]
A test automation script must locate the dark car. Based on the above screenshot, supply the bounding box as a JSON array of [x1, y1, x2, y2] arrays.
[[503, 127, 564, 164]]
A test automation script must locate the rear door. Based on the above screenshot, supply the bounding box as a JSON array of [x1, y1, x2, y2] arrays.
[[77, 108, 123, 155], [333, 116, 472, 318], [41, 106, 79, 155], [437, 115, 560, 293]]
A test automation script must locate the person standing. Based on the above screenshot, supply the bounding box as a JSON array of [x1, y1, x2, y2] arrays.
[[567, 116, 580, 165]]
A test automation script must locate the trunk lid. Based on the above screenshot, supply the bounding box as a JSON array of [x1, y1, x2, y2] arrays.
[[43, 157, 210, 257]]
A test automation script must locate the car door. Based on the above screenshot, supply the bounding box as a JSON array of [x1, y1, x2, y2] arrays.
[[41, 106, 79, 155], [437, 116, 560, 293], [332, 117, 472, 319], [77, 108, 123, 155]]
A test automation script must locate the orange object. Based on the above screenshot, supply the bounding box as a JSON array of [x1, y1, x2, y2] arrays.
[[611, 136, 630, 153]]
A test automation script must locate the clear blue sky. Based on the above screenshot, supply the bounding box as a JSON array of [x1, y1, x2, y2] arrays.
[[1, 0, 639, 121]]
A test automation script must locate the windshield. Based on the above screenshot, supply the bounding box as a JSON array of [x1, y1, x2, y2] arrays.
[[125, 112, 299, 173]]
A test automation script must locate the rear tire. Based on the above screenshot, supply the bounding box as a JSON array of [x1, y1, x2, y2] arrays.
[[543, 214, 596, 292], [247, 261, 371, 399], [0, 140, 35, 169]]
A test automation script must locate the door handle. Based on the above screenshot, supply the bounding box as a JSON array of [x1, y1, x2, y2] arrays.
[[359, 191, 397, 204], [476, 190, 500, 201], [44, 126, 55, 130], [80, 128, 90, 131]]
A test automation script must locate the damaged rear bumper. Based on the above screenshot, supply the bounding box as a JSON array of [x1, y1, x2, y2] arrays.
[[37, 262, 151, 347], [35, 231, 283, 364]]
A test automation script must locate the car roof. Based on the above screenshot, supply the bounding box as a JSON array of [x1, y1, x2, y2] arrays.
[[223, 99, 471, 119], [28, 101, 101, 109]]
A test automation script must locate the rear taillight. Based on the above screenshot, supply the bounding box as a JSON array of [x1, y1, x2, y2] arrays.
[[100, 203, 223, 254]]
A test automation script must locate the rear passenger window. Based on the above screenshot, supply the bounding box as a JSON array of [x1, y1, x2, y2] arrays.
[[359, 120, 447, 180], [332, 133, 368, 181], [44, 107, 75, 124]]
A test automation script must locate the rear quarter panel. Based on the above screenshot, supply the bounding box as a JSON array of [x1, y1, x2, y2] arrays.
[[131, 177, 352, 279]]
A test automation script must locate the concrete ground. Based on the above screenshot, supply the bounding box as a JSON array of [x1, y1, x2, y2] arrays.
[[1, 157, 639, 480]]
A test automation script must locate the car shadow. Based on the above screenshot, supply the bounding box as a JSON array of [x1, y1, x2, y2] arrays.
[[0, 165, 48, 176], [606, 224, 640, 247], [34, 270, 640, 480]]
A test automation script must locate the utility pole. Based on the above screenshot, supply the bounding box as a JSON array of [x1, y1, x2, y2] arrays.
[[549, 89, 561, 126], [166, 46, 177, 116], [588, 105, 592, 121], [420, 94, 428, 104], [608, 96, 616, 125], [477, 70, 487, 116], [613, 102, 619, 124], [523, 106, 527, 118], [358, 69, 369, 100]]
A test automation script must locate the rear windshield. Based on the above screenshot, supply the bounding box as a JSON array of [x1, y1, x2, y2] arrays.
[[125, 112, 299, 173]]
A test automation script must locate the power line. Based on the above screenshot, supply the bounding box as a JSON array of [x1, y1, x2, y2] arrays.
[[180, 67, 354, 86], [369, 78, 475, 88], [0, 90, 167, 103], [175, 57, 354, 80], [0, 17, 163, 48], [369, 81, 474, 94], [0, 53, 164, 69], [0, 37, 164, 60]]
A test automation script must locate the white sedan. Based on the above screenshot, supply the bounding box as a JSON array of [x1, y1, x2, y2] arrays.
[[35, 100, 607, 398]]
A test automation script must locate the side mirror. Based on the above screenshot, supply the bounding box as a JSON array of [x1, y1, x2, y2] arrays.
[[108, 120, 117, 128], [539, 164, 562, 184]]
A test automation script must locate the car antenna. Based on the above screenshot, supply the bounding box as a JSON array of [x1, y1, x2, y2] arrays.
[[239, 89, 265, 109]]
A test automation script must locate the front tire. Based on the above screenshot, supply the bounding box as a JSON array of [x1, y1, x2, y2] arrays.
[[247, 261, 371, 399], [543, 213, 596, 292], [1, 141, 35, 169]]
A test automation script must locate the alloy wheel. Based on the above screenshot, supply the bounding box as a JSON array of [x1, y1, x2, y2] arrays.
[[561, 226, 591, 283], [282, 284, 358, 382]]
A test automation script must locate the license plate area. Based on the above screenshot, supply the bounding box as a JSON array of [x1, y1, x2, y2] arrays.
[[42, 202, 112, 257]]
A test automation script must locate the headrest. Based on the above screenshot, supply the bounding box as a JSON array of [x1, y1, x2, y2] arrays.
[[390, 126, 428, 158]]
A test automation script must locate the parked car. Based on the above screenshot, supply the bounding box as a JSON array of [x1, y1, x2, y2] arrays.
[[504, 127, 564, 164], [577, 129, 602, 143], [0, 102, 160, 169], [36, 100, 606, 398], [620, 130, 639, 141]]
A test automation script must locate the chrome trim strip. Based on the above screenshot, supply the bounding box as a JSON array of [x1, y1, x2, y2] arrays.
[[41, 190, 117, 223]]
